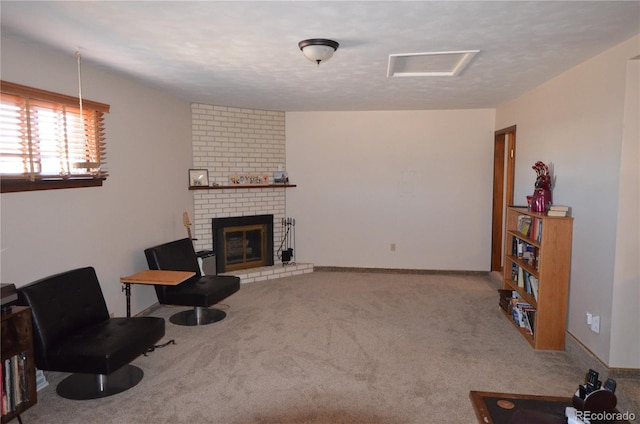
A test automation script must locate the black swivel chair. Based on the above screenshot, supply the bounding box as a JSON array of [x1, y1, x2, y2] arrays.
[[144, 238, 240, 326], [17, 267, 165, 400]]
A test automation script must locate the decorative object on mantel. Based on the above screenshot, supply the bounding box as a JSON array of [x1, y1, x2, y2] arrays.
[[527, 161, 552, 213], [229, 174, 269, 185], [298, 38, 339, 66], [273, 171, 289, 184], [188, 183, 296, 191], [189, 169, 209, 187]]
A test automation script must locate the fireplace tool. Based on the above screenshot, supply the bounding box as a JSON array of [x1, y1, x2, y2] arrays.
[[278, 217, 296, 265]]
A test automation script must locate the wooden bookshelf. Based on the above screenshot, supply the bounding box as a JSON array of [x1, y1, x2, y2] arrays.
[[1, 306, 37, 422], [501, 207, 573, 350]]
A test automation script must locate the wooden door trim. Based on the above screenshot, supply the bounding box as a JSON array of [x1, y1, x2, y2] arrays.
[[491, 134, 506, 272], [490, 125, 516, 272], [495, 125, 517, 136]]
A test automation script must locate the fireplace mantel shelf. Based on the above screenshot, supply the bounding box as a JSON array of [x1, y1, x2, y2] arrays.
[[189, 184, 296, 191]]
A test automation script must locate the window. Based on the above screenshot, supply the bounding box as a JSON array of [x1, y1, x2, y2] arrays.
[[1, 81, 110, 193]]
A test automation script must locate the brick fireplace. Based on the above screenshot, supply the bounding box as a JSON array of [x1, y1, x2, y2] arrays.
[[190, 104, 290, 276]]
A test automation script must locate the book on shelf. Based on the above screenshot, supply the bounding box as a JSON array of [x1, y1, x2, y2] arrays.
[[520, 306, 536, 336], [509, 262, 539, 301], [547, 210, 568, 217], [548, 205, 571, 216], [522, 269, 538, 300], [1, 352, 30, 415], [517, 266, 525, 288], [520, 306, 533, 335], [517, 215, 543, 240], [515, 239, 524, 258], [512, 236, 539, 270], [522, 244, 535, 266], [518, 215, 532, 236], [509, 297, 536, 335], [3, 357, 12, 415], [530, 217, 543, 242], [510, 298, 528, 326], [528, 275, 539, 302], [498, 289, 514, 313], [1, 361, 4, 416]]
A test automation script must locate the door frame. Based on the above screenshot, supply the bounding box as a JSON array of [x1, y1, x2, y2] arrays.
[[490, 125, 516, 272]]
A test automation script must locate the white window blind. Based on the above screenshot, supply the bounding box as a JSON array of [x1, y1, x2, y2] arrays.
[[0, 81, 110, 192]]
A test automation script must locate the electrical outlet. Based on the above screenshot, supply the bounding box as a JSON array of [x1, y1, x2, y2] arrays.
[[390, 243, 396, 252], [586, 312, 593, 325], [590, 315, 600, 333]]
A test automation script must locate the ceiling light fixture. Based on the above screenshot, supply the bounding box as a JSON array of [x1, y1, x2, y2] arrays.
[[298, 39, 339, 66]]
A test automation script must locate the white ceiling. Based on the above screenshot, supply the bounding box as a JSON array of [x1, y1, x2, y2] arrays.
[[1, 1, 639, 112]]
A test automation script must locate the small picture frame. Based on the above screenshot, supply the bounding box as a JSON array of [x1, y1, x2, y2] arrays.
[[189, 169, 209, 187], [273, 171, 289, 184]]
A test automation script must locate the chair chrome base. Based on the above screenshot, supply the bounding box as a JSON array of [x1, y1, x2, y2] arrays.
[[56, 364, 144, 400], [169, 306, 226, 326]]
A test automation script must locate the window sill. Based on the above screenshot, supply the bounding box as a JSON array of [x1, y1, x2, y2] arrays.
[[1, 178, 105, 193]]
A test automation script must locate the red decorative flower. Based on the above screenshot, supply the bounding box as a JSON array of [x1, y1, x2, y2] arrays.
[[532, 161, 551, 190]]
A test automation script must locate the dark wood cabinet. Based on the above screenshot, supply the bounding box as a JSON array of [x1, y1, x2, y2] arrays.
[[1, 306, 37, 423]]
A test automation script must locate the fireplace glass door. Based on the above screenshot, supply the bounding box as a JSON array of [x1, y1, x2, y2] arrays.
[[223, 224, 266, 271]]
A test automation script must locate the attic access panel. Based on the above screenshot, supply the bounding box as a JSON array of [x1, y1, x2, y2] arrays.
[[387, 50, 479, 77]]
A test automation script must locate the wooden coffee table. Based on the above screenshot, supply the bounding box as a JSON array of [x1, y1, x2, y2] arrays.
[[470, 391, 630, 424]]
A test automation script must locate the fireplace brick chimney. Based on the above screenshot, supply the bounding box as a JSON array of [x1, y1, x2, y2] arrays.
[[190, 104, 287, 267]]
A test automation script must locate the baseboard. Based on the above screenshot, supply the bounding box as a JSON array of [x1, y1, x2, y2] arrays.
[[314, 266, 489, 276], [565, 331, 640, 379]]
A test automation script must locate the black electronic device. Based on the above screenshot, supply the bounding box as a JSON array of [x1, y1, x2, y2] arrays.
[[571, 368, 618, 421], [604, 378, 617, 393], [578, 385, 587, 399], [196, 250, 216, 275]]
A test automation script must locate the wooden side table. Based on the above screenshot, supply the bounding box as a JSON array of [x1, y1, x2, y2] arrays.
[[1, 306, 37, 424], [120, 270, 195, 317]]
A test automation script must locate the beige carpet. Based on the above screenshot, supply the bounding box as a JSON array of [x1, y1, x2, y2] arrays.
[[17, 271, 630, 423]]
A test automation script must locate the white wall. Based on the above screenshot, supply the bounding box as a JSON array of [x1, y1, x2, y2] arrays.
[[286, 109, 496, 271], [495, 35, 640, 367], [610, 57, 640, 368], [0, 37, 193, 317]]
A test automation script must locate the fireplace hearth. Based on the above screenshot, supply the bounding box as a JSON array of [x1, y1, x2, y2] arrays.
[[213, 215, 274, 274]]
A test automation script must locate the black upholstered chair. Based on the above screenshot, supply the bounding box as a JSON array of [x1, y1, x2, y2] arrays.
[[144, 238, 240, 326], [17, 267, 165, 400]]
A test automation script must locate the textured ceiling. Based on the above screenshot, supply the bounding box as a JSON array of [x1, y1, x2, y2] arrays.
[[1, 1, 639, 112]]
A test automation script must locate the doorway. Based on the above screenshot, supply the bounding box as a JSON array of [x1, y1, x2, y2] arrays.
[[490, 125, 516, 272]]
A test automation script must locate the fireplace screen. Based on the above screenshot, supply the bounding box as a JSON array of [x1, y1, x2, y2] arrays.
[[213, 214, 274, 274], [223, 224, 266, 271]]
